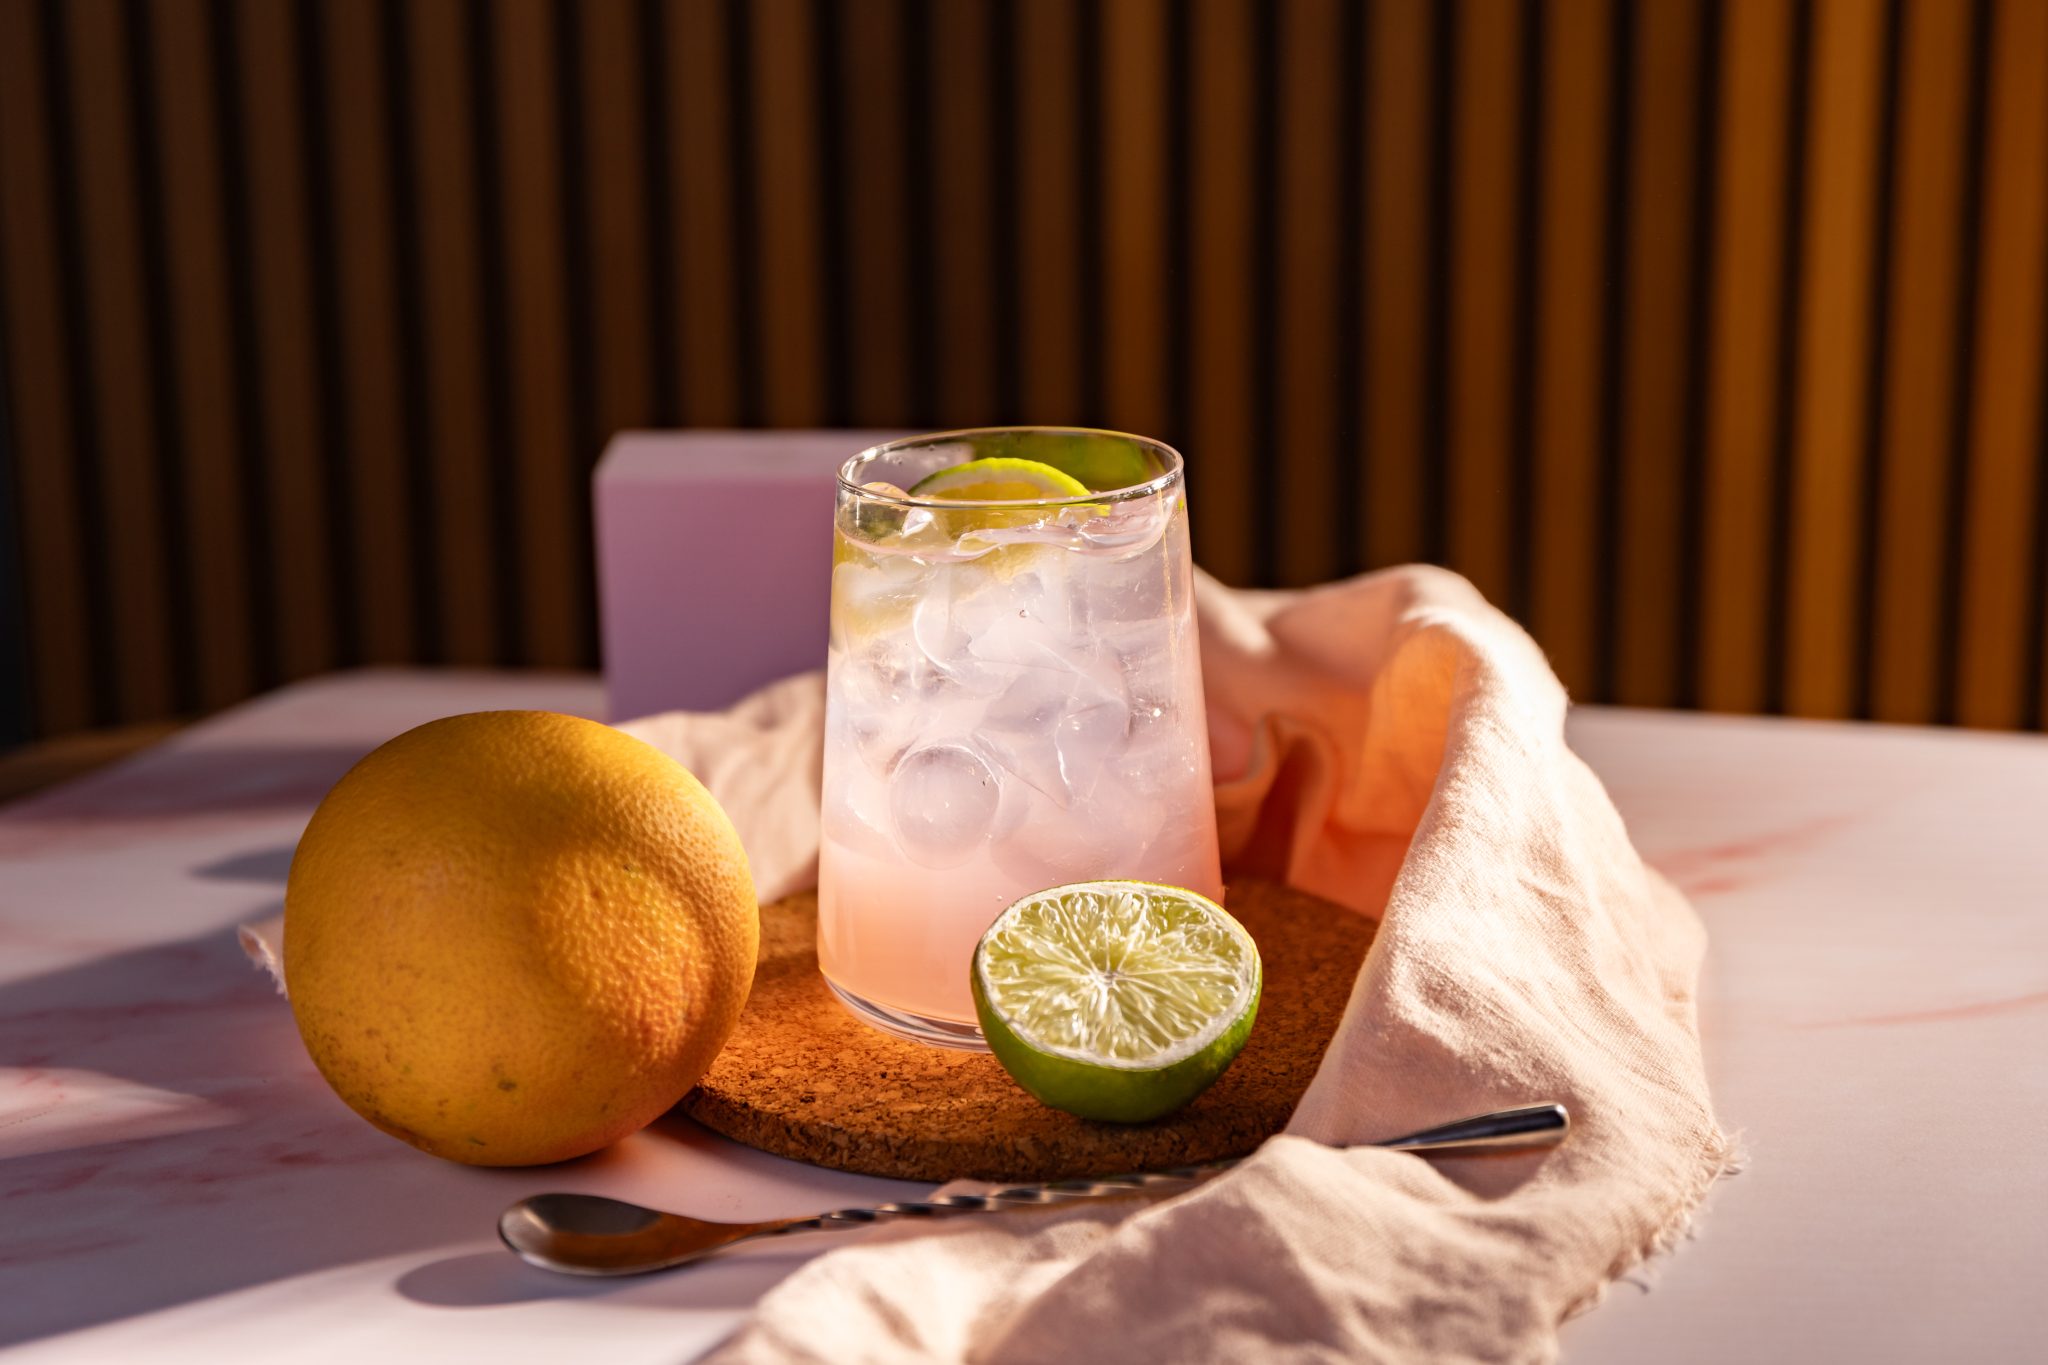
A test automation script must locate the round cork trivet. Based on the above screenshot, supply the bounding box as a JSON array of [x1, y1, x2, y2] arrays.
[[679, 878, 1374, 1182]]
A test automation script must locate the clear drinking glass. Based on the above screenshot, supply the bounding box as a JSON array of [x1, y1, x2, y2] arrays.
[[818, 428, 1224, 1048]]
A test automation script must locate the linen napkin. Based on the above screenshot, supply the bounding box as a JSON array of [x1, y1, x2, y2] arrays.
[[243, 565, 1732, 1361], [696, 566, 1733, 1363]]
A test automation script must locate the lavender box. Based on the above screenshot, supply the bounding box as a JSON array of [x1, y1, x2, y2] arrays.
[[594, 430, 901, 722]]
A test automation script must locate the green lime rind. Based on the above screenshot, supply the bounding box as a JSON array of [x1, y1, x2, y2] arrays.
[[964, 432, 1155, 493], [907, 457, 1089, 501], [971, 881, 1262, 1124]]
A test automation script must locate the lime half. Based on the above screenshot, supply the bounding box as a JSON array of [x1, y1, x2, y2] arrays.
[[908, 457, 1089, 502], [972, 882, 1261, 1123]]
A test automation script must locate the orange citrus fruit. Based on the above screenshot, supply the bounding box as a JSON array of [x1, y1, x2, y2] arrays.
[[283, 710, 758, 1166]]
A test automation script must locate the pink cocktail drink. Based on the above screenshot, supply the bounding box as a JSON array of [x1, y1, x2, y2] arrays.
[[818, 429, 1224, 1048]]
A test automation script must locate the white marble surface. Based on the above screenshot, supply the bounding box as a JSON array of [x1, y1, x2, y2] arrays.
[[2, 670, 2042, 1361]]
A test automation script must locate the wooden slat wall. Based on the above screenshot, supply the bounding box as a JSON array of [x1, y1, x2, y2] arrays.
[[2, 0, 2046, 739]]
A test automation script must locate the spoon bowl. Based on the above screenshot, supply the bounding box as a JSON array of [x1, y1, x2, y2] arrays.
[[500, 1194, 794, 1276]]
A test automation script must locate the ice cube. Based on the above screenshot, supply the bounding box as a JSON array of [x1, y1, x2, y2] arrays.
[[961, 571, 1094, 677], [911, 591, 971, 665], [821, 760, 898, 861], [908, 583, 1003, 697], [889, 743, 1002, 869], [1075, 542, 1182, 629], [846, 703, 916, 776], [977, 668, 1069, 801], [846, 637, 908, 704], [1109, 701, 1201, 799], [1075, 497, 1173, 557], [976, 652, 1131, 807], [987, 779, 1161, 890], [1053, 697, 1130, 802], [1110, 626, 1187, 714], [831, 559, 893, 620]]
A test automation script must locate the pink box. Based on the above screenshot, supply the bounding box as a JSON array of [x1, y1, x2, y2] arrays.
[[594, 430, 902, 722]]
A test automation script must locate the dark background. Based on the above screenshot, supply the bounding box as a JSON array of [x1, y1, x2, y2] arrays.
[[2, 0, 2045, 751]]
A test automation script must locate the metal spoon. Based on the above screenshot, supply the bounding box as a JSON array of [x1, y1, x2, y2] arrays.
[[501, 1102, 1569, 1277]]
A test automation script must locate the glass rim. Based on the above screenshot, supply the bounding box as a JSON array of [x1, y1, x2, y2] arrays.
[[837, 425, 1185, 511]]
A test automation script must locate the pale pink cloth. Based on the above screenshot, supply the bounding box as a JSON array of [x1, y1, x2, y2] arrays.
[[244, 566, 1731, 1360], [690, 567, 1733, 1362]]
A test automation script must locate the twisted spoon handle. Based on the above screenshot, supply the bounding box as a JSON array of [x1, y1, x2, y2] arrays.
[[756, 1103, 1568, 1243]]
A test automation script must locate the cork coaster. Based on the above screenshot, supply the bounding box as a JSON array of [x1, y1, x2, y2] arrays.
[[680, 879, 1375, 1182]]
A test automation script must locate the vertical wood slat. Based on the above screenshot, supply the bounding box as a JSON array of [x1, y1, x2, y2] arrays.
[[1246, 0, 1277, 581], [292, 0, 361, 675], [0, 365, 24, 746], [1012, 0, 1085, 425], [580, 0, 653, 448], [1528, 0, 1612, 699], [832, 0, 912, 428], [635, 0, 680, 430], [1445, 0, 1521, 609], [292, 0, 359, 673], [1361, 0, 1431, 572], [1272, 0, 1341, 589], [1100, 0, 1171, 447], [1866, 0, 1975, 723], [1612, 0, 1704, 708], [1699, 0, 1794, 716], [150, 0, 256, 706], [236, 0, 338, 684], [574, 0, 651, 662], [318, 0, 415, 666], [402, 0, 495, 666], [927, 0, 998, 429], [664, 0, 740, 428], [809, 0, 851, 426], [1329, 0, 1366, 580], [207, 0, 281, 689], [125, 0, 199, 711], [65, 0, 177, 721], [0, 0, 93, 734], [1784, 0, 1890, 719], [748, 0, 824, 426], [1185, 0, 1254, 585], [549, 0, 598, 666], [493, 0, 578, 669], [1955, 0, 2048, 729]]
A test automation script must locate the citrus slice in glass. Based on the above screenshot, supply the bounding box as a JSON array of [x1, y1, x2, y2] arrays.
[[906, 456, 1095, 572], [971, 881, 1262, 1123], [959, 431, 1157, 492], [909, 457, 1090, 501]]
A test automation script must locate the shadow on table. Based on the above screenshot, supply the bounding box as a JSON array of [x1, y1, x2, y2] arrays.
[[0, 904, 637, 1348], [397, 1251, 636, 1307], [0, 887, 875, 1350], [193, 844, 299, 883], [0, 716, 868, 1349], [0, 743, 370, 856], [396, 1242, 813, 1311]]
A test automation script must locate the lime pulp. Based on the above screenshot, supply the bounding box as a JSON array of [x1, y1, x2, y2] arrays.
[[971, 881, 1261, 1123]]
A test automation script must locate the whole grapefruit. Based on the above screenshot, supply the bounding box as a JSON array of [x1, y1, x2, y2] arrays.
[[284, 711, 757, 1166]]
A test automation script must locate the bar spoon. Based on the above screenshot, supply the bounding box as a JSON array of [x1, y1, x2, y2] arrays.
[[501, 1102, 1569, 1277]]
